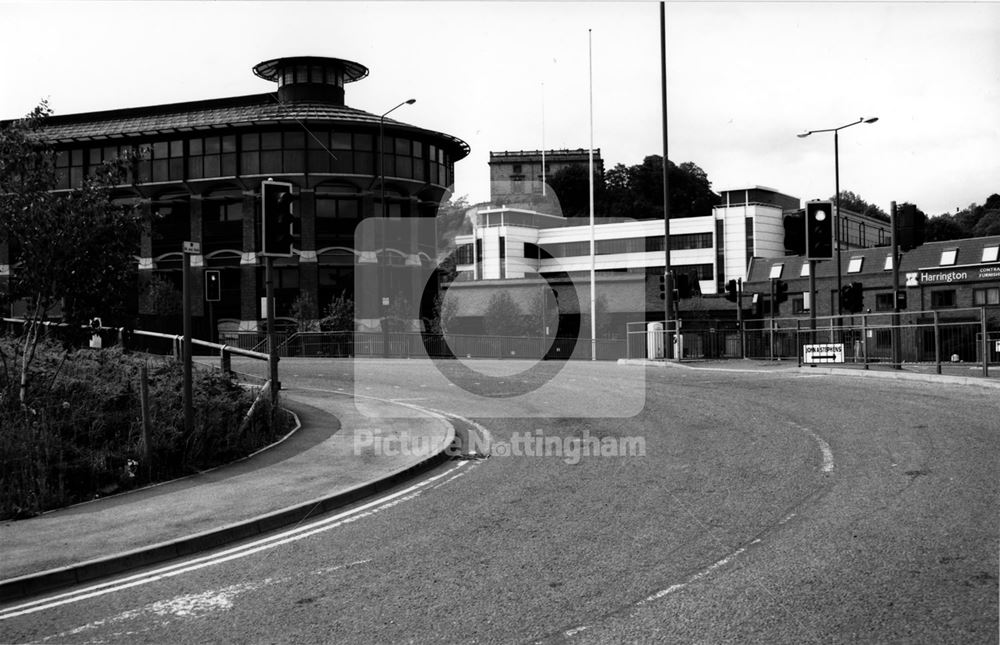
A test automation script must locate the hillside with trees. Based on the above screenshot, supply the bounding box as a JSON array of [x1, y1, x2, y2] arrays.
[[925, 194, 1000, 241]]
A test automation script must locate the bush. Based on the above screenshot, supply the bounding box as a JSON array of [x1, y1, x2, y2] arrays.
[[0, 337, 287, 519]]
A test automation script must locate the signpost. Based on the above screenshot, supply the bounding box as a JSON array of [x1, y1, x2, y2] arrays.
[[181, 240, 201, 436], [803, 343, 845, 364]]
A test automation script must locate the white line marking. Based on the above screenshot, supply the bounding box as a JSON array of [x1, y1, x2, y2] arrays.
[[791, 423, 835, 473], [0, 462, 466, 620], [638, 545, 749, 605]]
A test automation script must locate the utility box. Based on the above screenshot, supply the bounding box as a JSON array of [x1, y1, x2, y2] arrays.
[[646, 322, 664, 360]]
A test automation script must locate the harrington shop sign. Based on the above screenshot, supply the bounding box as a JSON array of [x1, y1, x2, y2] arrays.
[[906, 263, 1000, 287]]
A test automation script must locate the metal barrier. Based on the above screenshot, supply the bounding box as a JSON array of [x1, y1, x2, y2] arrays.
[[626, 306, 999, 376], [278, 331, 626, 361]]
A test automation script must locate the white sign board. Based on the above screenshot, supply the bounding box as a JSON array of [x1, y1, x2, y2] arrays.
[[803, 343, 845, 364]]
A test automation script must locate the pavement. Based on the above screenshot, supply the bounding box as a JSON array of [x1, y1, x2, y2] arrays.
[[620, 357, 1000, 387], [0, 387, 455, 603]]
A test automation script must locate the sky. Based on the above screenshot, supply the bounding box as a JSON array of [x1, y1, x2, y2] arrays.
[[1, 1, 998, 217]]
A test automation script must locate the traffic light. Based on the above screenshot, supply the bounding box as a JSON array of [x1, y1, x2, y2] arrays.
[[675, 273, 691, 299], [805, 200, 834, 260], [783, 212, 805, 256], [775, 279, 789, 304], [840, 281, 864, 313], [897, 203, 925, 252], [205, 269, 221, 302], [658, 274, 665, 300], [261, 180, 298, 256], [724, 279, 738, 303]]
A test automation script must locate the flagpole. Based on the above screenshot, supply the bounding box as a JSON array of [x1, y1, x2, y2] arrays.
[[588, 28, 596, 361], [541, 82, 546, 197]]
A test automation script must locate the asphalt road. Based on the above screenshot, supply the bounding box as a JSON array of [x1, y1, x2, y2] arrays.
[[1, 360, 996, 644]]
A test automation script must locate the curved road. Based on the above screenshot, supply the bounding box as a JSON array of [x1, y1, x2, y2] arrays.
[[1, 360, 996, 643]]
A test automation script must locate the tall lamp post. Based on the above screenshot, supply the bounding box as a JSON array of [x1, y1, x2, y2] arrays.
[[797, 116, 878, 317], [378, 98, 416, 357]]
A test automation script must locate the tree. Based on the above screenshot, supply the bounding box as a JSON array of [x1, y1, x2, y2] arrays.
[[424, 289, 459, 335], [526, 288, 559, 337], [832, 191, 888, 222], [435, 194, 472, 248], [925, 215, 968, 242], [482, 290, 530, 337], [972, 210, 1000, 237], [601, 156, 720, 221], [290, 291, 319, 332], [318, 291, 354, 332], [1, 102, 141, 403], [547, 163, 605, 218]]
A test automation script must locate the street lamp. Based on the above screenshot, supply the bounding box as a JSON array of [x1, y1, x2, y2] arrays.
[[797, 116, 878, 317], [378, 98, 415, 357]]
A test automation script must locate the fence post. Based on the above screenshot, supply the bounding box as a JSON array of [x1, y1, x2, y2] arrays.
[[982, 306, 989, 378], [934, 311, 942, 375], [796, 320, 802, 367], [861, 313, 869, 370]]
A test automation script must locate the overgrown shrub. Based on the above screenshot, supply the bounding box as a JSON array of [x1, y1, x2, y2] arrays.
[[0, 336, 287, 519]]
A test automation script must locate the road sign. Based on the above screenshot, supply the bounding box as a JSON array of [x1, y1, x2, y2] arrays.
[[803, 343, 845, 364], [183, 241, 201, 254]]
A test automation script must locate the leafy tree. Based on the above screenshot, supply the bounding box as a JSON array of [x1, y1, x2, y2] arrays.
[[973, 210, 1000, 237], [138, 274, 182, 317], [1, 102, 141, 403], [832, 191, 888, 222], [923, 193, 1000, 241], [318, 291, 354, 332], [424, 289, 459, 335], [483, 290, 530, 337], [925, 215, 968, 242], [435, 194, 472, 248], [601, 156, 719, 220], [526, 288, 559, 337], [290, 291, 319, 331], [547, 163, 605, 218]]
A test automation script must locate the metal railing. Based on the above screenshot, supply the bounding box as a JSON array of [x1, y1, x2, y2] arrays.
[[626, 306, 999, 376], [276, 331, 626, 361]]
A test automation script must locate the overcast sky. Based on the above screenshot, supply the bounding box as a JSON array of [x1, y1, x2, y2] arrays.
[[2, 1, 998, 217]]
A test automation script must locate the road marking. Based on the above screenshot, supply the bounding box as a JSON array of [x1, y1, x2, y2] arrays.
[[789, 422, 835, 473], [637, 544, 750, 606], [0, 462, 467, 621]]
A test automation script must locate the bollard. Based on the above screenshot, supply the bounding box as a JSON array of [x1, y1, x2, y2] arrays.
[[221, 346, 232, 374]]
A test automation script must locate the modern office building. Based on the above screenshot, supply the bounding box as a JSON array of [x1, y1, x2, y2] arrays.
[[1, 56, 469, 337], [443, 185, 896, 332]]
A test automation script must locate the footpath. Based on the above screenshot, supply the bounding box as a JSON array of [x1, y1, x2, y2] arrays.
[[0, 387, 454, 603], [620, 357, 1000, 388]]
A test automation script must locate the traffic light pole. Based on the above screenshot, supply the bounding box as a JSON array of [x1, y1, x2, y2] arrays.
[[808, 259, 817, 343], [890, 201, 901, 370], [265, 255, 279, 411], [737, 278, 745, 359], [769, 278, 775, 360]]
